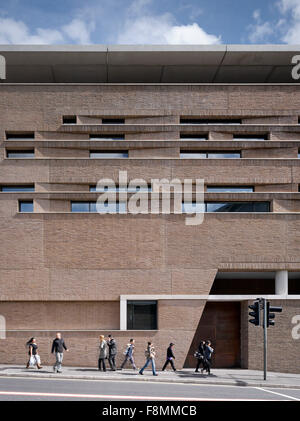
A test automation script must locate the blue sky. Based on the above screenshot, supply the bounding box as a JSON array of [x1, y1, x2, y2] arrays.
[[0, 0, 299, 44]]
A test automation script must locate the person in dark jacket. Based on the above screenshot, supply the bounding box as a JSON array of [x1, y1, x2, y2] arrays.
[[203, 340, 214, 375], [107, 334, 117, 371], [51, 332, 69, 373], [162, 343, 176, 371], [195, 340, 205, 373]]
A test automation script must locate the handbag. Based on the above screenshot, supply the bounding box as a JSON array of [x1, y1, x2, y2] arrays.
[[194, 351, 203, 359], [29, 354, 41, 367]]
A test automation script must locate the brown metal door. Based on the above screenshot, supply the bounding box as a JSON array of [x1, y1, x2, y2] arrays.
[[184, 302, 241, 368]]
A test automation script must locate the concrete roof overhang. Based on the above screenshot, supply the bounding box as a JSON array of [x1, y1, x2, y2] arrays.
[[0, 44, 299, 83]]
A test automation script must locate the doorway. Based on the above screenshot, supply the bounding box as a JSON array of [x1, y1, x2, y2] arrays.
[[184, 301, 241, 368]]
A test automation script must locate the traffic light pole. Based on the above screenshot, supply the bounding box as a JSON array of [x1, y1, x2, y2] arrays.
[[263, 298, 267, 381]]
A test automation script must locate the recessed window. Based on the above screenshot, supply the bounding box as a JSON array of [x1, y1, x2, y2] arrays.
[[180, 150, 241, 159], [71, 201, 126, 213], [180, 118, 242, 125], [180, 133, 208, 140], [6, 132, 34, 140], [127, 301, 157, 330], [89, 134, 125, 140], [1, 185, 35, 192], [233, 134, 267, 140], [90, 184, 151, 192], [6, 150, 35, 158], [19, 200, 33, 213], [207, 186, 254, 193], [206, 202, 270, 212], [182, 201, 270, 213], [102, 118, 125, 124], [90, 150, 128, 158], [62, 115, 77, 124]]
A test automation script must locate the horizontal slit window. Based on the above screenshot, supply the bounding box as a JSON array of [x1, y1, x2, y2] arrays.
[[1, 185, 35, 192], [6, 150, 35, 158], [206, 202, 270, 212], [71, 201, 126, 213], [233, 134, 267, 140], [6, 132, 34, 140], [180, 151, 241, 159], [90, 150, 128, 158], [207, 186, 254, 193], [89, 134, 125, 140], [90, 185, 152, 192], [180, 133, 208, 140], [182, 202, 270, 213], [180, 118, 242, 125], [102, 118, 125, 124]]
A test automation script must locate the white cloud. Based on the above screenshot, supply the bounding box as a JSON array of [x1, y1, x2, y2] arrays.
[[0, 17, 64, 44], [0, 17, 94, 44], [117, 14, 221, 44], [62, 19, 95, 44], [247, 9, 274, 43], [277, 0, 300, 43]]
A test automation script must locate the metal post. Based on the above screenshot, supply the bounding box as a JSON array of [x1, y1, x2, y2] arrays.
[[263, 298, 267, 381]]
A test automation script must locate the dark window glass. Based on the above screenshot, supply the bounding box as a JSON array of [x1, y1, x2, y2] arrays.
[[102, 118, 125, 124], [180, 133, 208, 140], [180, 118, 241, 125], [127, 301, 157, 330], [206, 202, 270, 212], [233, 134, 267, 140], [6, 150, 35, 158], [90, 150, 128, 158], [6, 132, 34, 140], [1, 185, 35, 192], [63, 116, 77, 124], [19, 201, 33, 212], [207, 186, 254, 193], [90, 134, 125, 140]]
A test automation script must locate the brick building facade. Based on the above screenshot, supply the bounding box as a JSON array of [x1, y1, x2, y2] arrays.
[[0, 46, 299, 373]]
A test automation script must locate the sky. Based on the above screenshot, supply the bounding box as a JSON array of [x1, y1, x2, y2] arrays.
[[0, 0, 300, 45]]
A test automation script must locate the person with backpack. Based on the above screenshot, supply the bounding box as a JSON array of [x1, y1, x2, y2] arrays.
[[107, 334, 117, 371], [195, 340, 205, 373], [139, 341, 158, 376], [51, 332, 69, 373], [162, 343, 176, 372], [120, 338, 137, 370], [98, 335, 108, 372], [26, 337, 43, 370]]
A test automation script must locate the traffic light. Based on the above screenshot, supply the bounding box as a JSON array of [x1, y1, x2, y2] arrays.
[[266, 302, 282, 327], [249, 300, 260, 326]]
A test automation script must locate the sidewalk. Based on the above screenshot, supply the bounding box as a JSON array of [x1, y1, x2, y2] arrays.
[[0, 365, 300, 389]]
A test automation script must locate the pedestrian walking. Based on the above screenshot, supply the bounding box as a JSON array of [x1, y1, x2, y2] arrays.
[[139, 341, 158, 376], [120, 338, 137, 370], [195, 340, 205, 373], [98, 335, 108, 371], [203, 340, 214, 375], [51, 332, 69, 373], [162, 343, 176, 372], [26, 337, 43, 369], [107, 334, 117, 371]]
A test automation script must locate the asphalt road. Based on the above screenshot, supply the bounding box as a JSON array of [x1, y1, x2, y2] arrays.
[[0, 377, 299, 401]]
